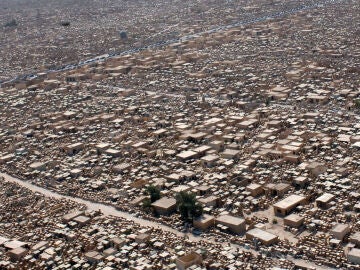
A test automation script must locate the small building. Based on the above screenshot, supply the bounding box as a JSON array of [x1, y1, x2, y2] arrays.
[[4, 240, 27, 250], [238, 119, 258, 129], [95, 143, 111, 154], [198, 196, 218, 207], [103, 247, 117, 257], [73, 215, 91, 227], [194, 145, 212, 156], [7, 247, 28, 261], [70, 168, 82, 178], [85, 251, 104, 264], [151, 197, 177, 215], [0, 154, 15, 164], [315, 193, 335, 209], [292, 176, 308, 188], [209, 140, 224, 151], [195, 185, 211, 196], [221, 149, 240, 160], [273, 195, 306, 216], [330, 224, 350, 240], [193, 214, 215, 231], [348, 248, 360, 264], [284, 154, 300, 164], [246, 183, 264, 197], [105, 148, 121, 158], [176, 150, 198, 161], [306, 162, 327, 177], [350, 232, 360, 247], [246, 228, 279, 246], [215, 215, 246, 234], [175, 251, 202, 270], [264, 183, 290, 197], [273, 183, 291, 197], [29, 162, 47, 171], [135, 233, 150, 244], [31, 241, 49, 252], [62, 210, 85, 222], [112, 163, 131, 174], [284, 214, 304, 228], [110, 237, 126, 249], [63, 142, 84, 155], [201, 154, 219, 167]]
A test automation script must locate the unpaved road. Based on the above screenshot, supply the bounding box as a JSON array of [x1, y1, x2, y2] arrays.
[[0, 172, 334, 269]]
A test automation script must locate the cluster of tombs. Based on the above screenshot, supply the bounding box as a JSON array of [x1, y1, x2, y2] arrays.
[[0, 0, 360, 269]]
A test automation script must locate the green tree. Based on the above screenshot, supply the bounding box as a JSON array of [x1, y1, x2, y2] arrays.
[[142, 198, 152, 213], [176, 191, 203, 221], [354, 99, 360, 109], [4, 19, 17, 28], [146, 185, 161, 203]]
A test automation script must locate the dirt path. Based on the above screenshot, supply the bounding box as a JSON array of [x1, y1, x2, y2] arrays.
[[0, 172, 196, 239], [0, 172, 334, 269]]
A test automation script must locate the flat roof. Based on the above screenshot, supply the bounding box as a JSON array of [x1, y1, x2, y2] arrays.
[[273, 195, 305, 210], [176, 150, 197, 159], [222, 149, 240, 156], [247, 228, 278, 242], [331, 224, 349, 233], [284, 213, 304, 223], [194, 145, 212, 152], [201, 154, 219, 162], [216, 215, 245, 226], [350, 232, 360, 242], [151, 197, 176, 209], [316, 193, 335, 203], [349, 248, 360, 258], [4, 240, 27, 250], [246, 183, 262, 190]]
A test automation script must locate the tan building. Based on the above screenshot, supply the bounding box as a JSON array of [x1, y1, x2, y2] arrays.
[[175, 251, 202, 270], [246, 228, 279, 246], [85, 251, 104, 263], [63, 142, 85, 155], [330, 224, 350, 240], [284, 214, 304, 228], [246, 183, 263, 197], [198, 196, 218, 207], [315, 193, 335, 209], [176, 150, 198, 161], [29, 162, 47, 171], [151, 197, 177, 215], [201, 154, 219, 167], [0, 154, 15, 164], [215, 215, 246, 234], [135, 233, 150, 244], [273, 195, 306, 216], [306, 162, 327, 177], [264, 183, 290, 197], [7, 247, 28, 261], [350, 232, 360, 247], [221, 149, 240, 159], [193, 214, 215, 231], [348, 248, 360, 265]]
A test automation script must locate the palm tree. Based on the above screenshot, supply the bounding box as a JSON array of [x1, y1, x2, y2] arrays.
[[146, 185, 161, 203], [176, 191, 203, 221]]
